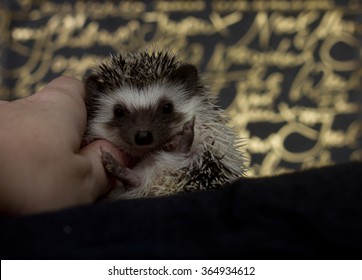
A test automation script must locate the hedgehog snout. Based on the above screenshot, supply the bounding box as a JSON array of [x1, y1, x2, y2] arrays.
[[134, 130, 154, 146]]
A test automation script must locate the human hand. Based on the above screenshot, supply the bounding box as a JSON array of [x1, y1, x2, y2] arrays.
[[0, 77, 125, 216]]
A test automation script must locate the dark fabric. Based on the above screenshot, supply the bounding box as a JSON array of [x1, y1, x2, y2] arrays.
[[1, 162, 362, 259]]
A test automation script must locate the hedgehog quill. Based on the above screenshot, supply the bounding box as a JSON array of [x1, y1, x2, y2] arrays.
[[84, 49, 247, 199]]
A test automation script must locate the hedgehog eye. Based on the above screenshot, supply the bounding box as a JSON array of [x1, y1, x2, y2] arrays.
[[113, 106, 125, 118], [162, 102, 174, 114]]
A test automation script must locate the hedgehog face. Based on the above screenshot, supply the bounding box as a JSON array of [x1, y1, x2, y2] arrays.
[[86, 82, 203, 158], [105, 83, 186, 156], [84, 50, 204, 157]]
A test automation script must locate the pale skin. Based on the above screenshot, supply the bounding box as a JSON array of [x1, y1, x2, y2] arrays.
[[0, 77, 126, 216]]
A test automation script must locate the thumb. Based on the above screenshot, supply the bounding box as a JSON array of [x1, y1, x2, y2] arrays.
[[79, 140, 126, 200]]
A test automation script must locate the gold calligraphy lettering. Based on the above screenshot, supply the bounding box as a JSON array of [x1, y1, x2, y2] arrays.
[[0, 0, 360, 176]]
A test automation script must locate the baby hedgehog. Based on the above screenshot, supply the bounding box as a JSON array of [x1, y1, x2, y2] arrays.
[[84, 49, 247, 199]]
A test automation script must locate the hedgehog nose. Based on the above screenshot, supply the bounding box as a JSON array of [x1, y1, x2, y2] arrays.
[[135, 130, 154, 146]]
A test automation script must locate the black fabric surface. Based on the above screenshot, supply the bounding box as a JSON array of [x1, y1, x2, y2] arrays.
[[1, 162, 361, 259]]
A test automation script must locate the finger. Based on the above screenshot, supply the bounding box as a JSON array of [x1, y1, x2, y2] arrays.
[[30, 76, 87, 151], [78, 140, 127, 200], [39, 76, 85, 100]]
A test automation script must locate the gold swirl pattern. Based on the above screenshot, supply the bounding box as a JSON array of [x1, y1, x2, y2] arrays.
[[0, 0, 361, 176]]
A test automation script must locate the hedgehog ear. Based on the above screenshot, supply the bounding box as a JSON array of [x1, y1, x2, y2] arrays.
[[172, 64, 199, 93], [84, 73, 103, 96], [83, 73, 104, 118]]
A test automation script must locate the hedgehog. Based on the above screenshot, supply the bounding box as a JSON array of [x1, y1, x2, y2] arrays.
[[83, 49, 247, 199]]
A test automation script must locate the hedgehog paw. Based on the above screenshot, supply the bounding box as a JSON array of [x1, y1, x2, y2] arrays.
[[101, 148, 141, 189], [163, 116, 195, 153]]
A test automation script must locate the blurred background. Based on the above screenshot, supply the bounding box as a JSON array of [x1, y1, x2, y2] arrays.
[[0, 0, 361, 177]]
